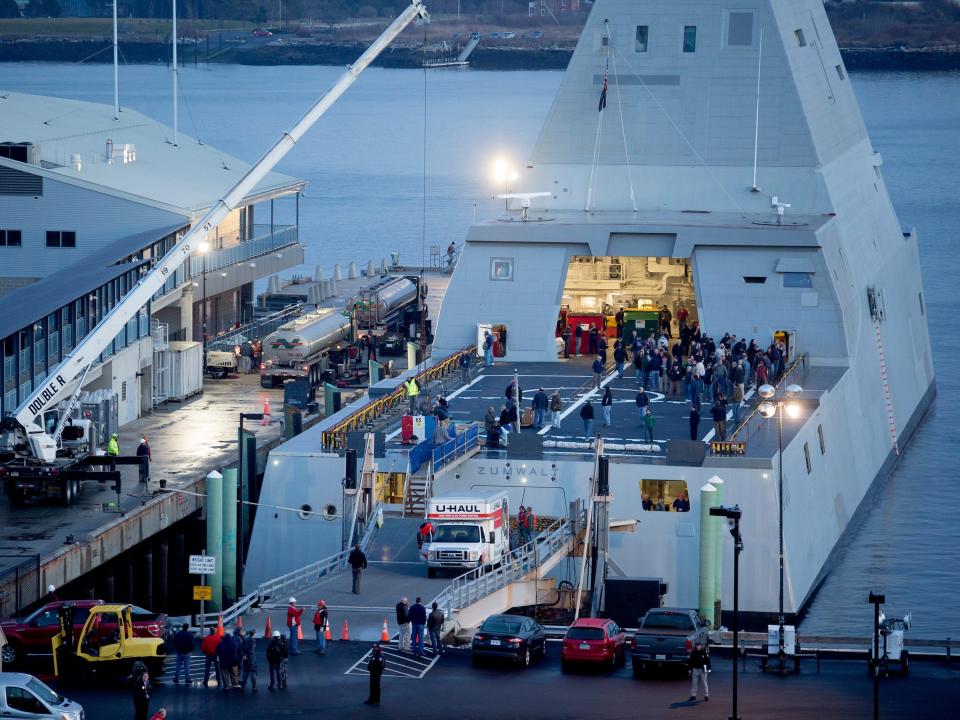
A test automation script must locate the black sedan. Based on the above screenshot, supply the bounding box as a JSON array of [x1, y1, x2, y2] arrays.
[[471, 614, 547, 667]]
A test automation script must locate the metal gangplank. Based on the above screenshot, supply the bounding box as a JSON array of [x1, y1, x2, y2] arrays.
[[457, 35, 480, 62]]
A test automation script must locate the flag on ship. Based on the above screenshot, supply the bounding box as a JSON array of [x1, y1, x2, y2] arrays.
[[598, 60, 608, 112]]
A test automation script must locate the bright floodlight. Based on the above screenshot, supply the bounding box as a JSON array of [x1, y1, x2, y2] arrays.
[[198, 241, 211, 253], [492, 157, 517, 184], [759, 402, 776, 418], [786, 403, 801, 419], [758, 383, 775, 399]]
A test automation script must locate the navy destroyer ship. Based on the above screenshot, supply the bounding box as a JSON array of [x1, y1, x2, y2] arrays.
[[246, 0, 934, 628]]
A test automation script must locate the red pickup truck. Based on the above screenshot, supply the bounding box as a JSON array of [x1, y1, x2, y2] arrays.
[[0, 599, 167, 667]]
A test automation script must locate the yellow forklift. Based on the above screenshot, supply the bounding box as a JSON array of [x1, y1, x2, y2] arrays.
[[51, 603, 166, 682]]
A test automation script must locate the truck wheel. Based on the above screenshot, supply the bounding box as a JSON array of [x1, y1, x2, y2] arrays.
[[427, 568, 436, 579], [5, 488, 26, 506], [632, 659, 644, 679], [1, 640, 22, 666], [60, 479, 76, 505]]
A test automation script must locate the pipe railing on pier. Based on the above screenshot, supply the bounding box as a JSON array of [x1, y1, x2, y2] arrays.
[[321, 345, 476, 452], [214, 502, 383, 628], [432, 517, 571, 623], [204, 304, 303, 351], [728, 352, 810, 447]]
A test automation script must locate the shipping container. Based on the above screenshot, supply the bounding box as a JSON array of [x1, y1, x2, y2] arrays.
[[164, 341, 204, 402]]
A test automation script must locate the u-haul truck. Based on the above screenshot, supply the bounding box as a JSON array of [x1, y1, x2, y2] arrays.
[[424, 491, 510, 577]]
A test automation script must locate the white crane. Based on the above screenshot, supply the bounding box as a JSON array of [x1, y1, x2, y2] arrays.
[[5, 0, 431, 463]]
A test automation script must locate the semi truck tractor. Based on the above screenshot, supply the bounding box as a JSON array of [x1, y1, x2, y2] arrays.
[[423, 490, 510, 577]]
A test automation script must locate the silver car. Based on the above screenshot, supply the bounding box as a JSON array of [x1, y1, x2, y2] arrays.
[[0, 673, 84, 720]]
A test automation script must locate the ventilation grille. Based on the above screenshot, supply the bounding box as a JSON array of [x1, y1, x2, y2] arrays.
[[0, 165, 43, 196]]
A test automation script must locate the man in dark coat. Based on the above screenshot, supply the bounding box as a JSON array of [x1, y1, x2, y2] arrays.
[[689, 403, 701, 441], [365, 644, 385, 706], [131, 666, 151, 720], [348, 543, 368, 594]]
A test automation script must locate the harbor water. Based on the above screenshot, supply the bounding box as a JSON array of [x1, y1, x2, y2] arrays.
[[4, 64, 958, 639]]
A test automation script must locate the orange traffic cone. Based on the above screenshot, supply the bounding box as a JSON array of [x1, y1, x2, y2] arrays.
[[236, 615, 244, 632], [264, 616, 273, 638], [216, 614, 224, 637], [380, 618, 389, 643], [341, 620, 350, 641], [325, 625, 332, 641], [297, 623, 304, 641], [261, 397, 271, 426]]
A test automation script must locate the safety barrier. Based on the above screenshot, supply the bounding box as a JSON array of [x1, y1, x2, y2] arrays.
[[432, 422, 480, 472], [321, 345, 476, 452], [432, 517, 571, 619], [730, 352, 810, 444]]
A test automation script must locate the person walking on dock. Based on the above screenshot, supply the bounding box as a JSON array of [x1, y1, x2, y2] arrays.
[[710, 398, 727, 441], [574, 324, 583, 357], [485, 406, 499, 448], [689, 402, 701, 441], [483, 331, 495, 366], [201, 627, 222, 688], [458, 349, 472, 384], [580, 401, 595, 439], [688, 641, 711, 702], [409, 597, 427, 658], [313, 600, 329, 655], [266, 631, 283, 690], [240, 630, 258, 690], [532, 387, 549, 430], [635, 387, 649, 426], [549, 390, 563, 429], [592, 356, 604, 388], [427, 602, 446, 656], [396, 597, 411, 653], [216, 629, 240, 689], [107, 432, 120, 456], [286, 598, 304, 655], [601, 386, 613, 426], [364, 644, 385, 706], [349, 543, 368, 594], [172, 623, 194, 684], [643, 409, 656, 445]]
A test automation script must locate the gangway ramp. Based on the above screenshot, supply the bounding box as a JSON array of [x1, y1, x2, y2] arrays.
[[457, 35, 480, 62], [434, 517, 580, 642]]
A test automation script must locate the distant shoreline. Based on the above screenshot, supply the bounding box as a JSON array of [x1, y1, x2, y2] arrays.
[[1, 40, 959, 72]]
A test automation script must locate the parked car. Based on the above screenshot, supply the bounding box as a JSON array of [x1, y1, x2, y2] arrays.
[[630, 608, 710, 677], [561, 617, 626, 671], [0, 673, 84, 720], [470, 32, 481, 40], [0, 600, 166, 667], [488, 32, 502, 39], [252, 28, 273, 37], [471, 614, 546, 667], [378, 331, 405, 355], [501, 31, 516, 39]]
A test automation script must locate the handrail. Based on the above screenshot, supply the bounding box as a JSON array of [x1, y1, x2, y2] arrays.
[[432, 422, 480, 472], [321, 344, 476, 451], [730, 352, 810, 442], [431, 517, 570, 620]]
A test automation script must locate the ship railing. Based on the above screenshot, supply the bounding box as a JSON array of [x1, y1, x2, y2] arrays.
[[321, 345, 476, 452], [730, 352, 810, 445], [431, 516, 571, 622], [212, 502, 384, 629]]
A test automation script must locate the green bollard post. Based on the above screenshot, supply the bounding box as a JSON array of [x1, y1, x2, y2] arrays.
[[221, 468, 238, 606], [698, 482, 717, 626], [709, 475, 725, 628], [205, 470, 223, 612]]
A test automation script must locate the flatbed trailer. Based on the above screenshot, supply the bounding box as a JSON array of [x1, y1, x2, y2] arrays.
[[0, 454, 147, 506]]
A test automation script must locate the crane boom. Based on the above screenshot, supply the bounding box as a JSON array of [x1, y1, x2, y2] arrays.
[[12, 0, 429, 459]]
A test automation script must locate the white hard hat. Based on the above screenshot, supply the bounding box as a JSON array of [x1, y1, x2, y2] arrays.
[[47, 584, 55, 593], [272, 630, 281, 638], [289, 597, 296, 604]]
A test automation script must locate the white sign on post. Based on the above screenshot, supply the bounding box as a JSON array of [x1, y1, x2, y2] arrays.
[[189, 555, 216, 575]]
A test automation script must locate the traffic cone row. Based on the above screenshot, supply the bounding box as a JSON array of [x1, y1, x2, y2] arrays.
[[341, 620, 350, 641], [380, 618, 389, 643], [325, 625, 332, 641], [262, 397, 271, 426], [264, 615, 273, 638]]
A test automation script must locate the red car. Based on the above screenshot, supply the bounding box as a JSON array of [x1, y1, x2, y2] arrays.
[[0, 600, 167, 667], [561, 617, 627, 671], [252, 29, 273, 37]]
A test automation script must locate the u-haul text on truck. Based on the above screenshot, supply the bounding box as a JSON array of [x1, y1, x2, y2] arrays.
[[423, 491, 510, 577]]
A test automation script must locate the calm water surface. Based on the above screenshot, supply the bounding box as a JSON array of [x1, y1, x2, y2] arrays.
[[3, 64, 958, 638]]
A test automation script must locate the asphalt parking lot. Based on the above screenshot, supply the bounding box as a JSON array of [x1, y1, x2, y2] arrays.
[[61, 639, 960, 720]]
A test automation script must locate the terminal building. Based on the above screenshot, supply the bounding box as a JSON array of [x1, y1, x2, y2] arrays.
[[0, 91, 306, 425]]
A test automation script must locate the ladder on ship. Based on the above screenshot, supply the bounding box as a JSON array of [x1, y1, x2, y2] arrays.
[[872, 315, 899, 456]]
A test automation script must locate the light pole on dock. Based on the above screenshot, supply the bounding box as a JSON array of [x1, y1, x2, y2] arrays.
[[758, 382, 803, 674], [711, 504, 742, 720]]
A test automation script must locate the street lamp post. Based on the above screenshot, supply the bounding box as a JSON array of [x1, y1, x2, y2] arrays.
[[758, 382, 803, 674], [868, 591, 885, 720], [711, 504, 742, 720], [198, 240, 210, 343]]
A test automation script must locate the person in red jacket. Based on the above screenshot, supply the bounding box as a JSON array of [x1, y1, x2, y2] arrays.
[[286, 598, 304, 656], [200, 628, 222, 687]]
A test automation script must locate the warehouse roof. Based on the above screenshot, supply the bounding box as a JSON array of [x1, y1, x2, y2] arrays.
[[0, 223, 187, 340], [0, 91, 305, 215]]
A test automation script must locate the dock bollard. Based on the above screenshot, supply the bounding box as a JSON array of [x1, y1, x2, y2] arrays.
[[314, 265, 325, 282], [710, 475, 725, 628], [698, 482, 718, 625], [333, 264, 342, 281], [348, 262, 359, 279], [380, 258, 388, 275]]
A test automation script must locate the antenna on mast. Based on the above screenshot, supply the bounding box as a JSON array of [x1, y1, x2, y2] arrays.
[[751, 28, 763, 192], [112, 0, 119, 120], [172, 0, 179, 147]]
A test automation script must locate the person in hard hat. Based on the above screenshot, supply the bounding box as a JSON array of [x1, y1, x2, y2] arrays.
[[43, 584, 58, 603], [107, 433, 120, 456], [286, 598, 304, 656], [405, 376, 420, 415], [266, 630, 284, 690]]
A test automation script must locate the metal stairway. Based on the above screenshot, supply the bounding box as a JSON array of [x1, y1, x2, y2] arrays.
[[403, 467, 432, 517]]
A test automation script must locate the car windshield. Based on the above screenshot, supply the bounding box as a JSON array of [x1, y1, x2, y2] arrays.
[[643, 613, 694, 631], [27, 677, 64, 706], [432, 525, 480, 543], [480, 618, 523, 634], [567, 627, 605, 641]]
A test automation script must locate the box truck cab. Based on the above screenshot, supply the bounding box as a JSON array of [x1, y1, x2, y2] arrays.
[[424, 491, 509, 577]]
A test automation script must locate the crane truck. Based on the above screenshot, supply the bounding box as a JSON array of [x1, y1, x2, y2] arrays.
[[0, 0, 431, 506]]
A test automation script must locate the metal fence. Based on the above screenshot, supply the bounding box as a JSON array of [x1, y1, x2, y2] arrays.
[[431, 518, 570, 618], [432, 422, 480, 472], [204, 305, 303, 350], [189, 226, 298, 277]]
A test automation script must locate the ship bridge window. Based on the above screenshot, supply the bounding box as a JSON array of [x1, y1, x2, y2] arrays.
[[743, 276, 767, 284], [726, 11, 754, 47], [794, 29, 807, 47], [635, 25, 649, 52], [782, 272, 813, 289], [682, 26, 697, 53], [639, 479, 689, 512]]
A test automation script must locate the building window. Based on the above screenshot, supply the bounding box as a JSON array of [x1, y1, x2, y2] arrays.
[[803, 442, 812, 474], [794, 29, 807, 47], [727, 11, 754, 47], [782, 272, 813, 288], [490, 257, 514, 281], [743, 276, 767, 284], [818, 424, 826, 455], [0, 229, 22, 247], [639, 479, 689, 511], [835, 64, 846, 80], [635, 25, 649, 52], [46, 231, 76, 248], [683, 26, 697, 53]]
